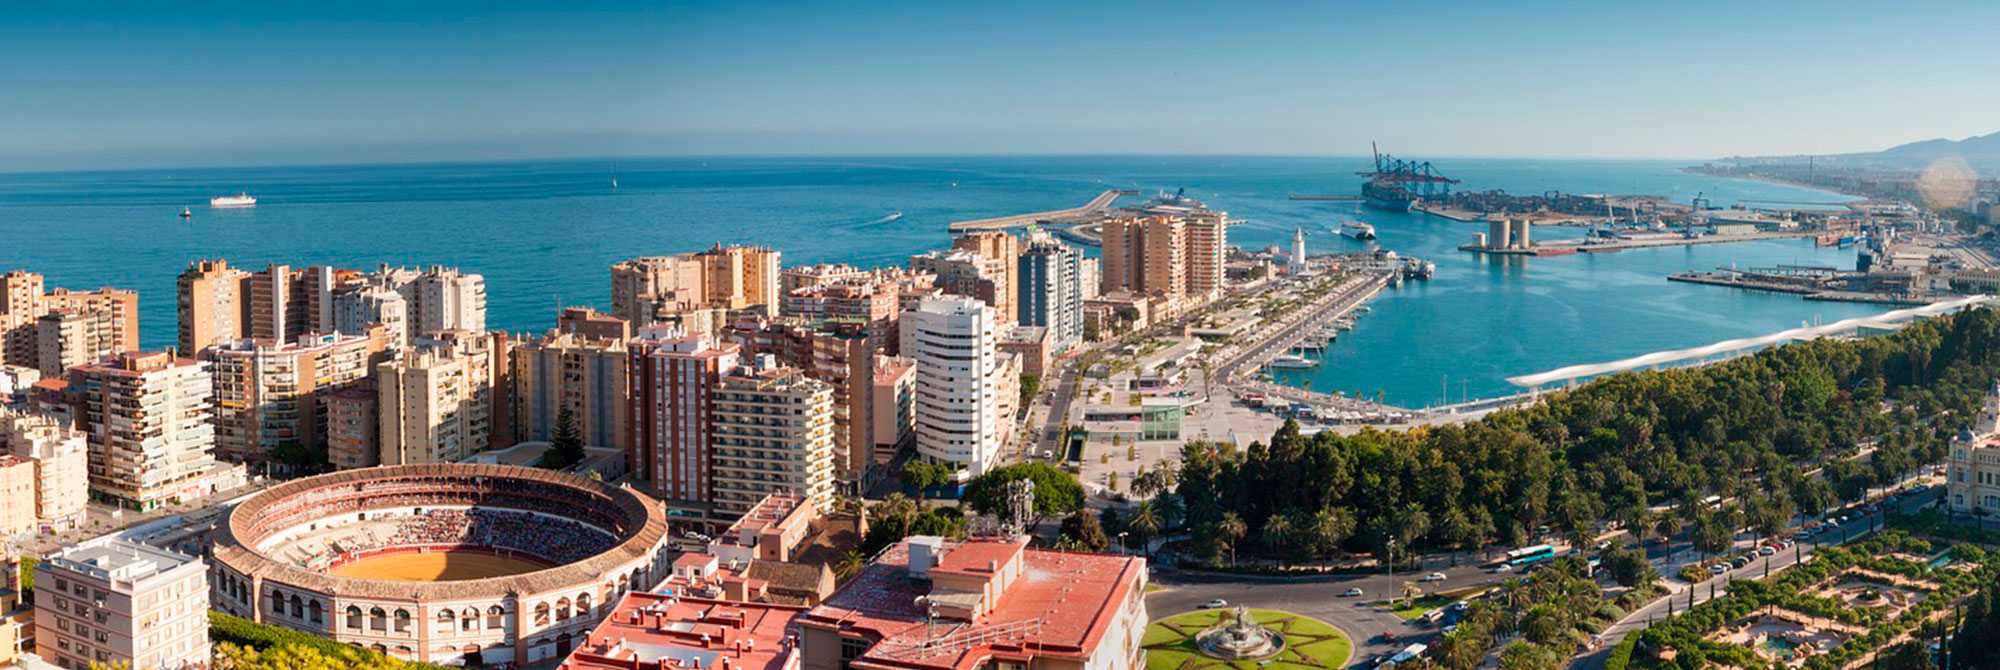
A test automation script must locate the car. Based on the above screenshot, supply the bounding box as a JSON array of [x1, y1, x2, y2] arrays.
[[1493, 563, 1514, 573], [1450, 602, 1470, 612], [1421, 572, 1447, 582], [1204, 599, 1228, 609], [1595, 540, 1612, 551], [1442, 624, 1459, 634], [1759, 547, 1776, 556], [1732, 557, 1751, 568], [1709, 564, 1728, 574], [1795, 530, 1813, 540], [1342, 587, 1365, 597]]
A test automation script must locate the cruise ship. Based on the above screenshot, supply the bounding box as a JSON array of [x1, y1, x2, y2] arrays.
[[210, 193, 256, 208], [1339, 221, 1378, 240]]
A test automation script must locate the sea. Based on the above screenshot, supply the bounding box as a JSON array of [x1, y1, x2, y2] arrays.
[[0, 155, 1879, 407]]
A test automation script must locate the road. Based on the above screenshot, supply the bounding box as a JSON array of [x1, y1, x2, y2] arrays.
[[1148, 557, 1512, 668], [1569, 485, 1939, 670]]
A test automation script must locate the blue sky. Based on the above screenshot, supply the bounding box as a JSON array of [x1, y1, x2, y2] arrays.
[[5, 0, 1999, 169]]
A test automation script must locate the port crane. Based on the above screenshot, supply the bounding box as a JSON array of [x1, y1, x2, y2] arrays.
[[1356, 142, 1461, 198]]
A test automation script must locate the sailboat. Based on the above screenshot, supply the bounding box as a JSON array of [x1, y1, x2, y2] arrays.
[[611, 162, 618, 189]]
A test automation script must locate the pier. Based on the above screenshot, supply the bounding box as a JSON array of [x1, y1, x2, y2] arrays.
[[1209, 270, 1419, 419], [1460, 230, 1817, 256], [947, 189, 1137, 231]]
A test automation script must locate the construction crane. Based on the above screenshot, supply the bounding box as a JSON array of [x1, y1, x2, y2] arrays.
[[1357, 142, 1461, 198]]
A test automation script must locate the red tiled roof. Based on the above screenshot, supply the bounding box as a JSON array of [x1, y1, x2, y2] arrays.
[[560, 592, 805, 670]]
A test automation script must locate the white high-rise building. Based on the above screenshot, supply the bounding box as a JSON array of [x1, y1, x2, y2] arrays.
[[35, 539, 211, 670], [333, 285, 409, 350], [900, 296, 1017, 475]]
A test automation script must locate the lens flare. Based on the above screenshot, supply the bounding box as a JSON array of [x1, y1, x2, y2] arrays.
[[1917, 157, 1977, 210]]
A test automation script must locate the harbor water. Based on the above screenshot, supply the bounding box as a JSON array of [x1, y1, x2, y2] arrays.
[[0, 156, 1879, 406]]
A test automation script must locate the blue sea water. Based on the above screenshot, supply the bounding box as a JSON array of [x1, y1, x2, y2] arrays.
[[0, 155, 1878, 406]]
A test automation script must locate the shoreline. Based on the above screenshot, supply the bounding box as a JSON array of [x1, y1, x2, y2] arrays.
[[1677, 165, 1874, 202]]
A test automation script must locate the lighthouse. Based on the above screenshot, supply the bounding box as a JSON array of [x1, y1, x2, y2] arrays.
[[1290, 227, 1307, 274]]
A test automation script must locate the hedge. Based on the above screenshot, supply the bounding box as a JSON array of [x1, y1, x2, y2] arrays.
[[209, 612, 452, 670]]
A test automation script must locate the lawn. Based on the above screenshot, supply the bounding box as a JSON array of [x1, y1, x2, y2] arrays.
[[1144, 609, 1351, 670], [1368, 585, 1492, 620]]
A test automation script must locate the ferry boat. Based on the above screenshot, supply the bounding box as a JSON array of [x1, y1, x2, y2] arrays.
[[1339, 221, 1378, 241], [210, 193, 256, 208]]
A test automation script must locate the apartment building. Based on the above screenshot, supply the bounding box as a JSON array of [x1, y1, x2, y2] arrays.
[[35, 540, 211, 670]]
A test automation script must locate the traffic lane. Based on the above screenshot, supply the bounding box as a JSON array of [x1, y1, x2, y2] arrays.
[[1149, 565, 1512, 665]]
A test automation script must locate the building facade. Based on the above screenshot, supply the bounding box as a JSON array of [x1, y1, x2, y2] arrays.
[[951, 231, 1020, 326], [512, 329, 630, 450], [711, 364, 837, 516], [900, 296, 1017, 475], [1018, 233, 1084, 349], [376, 332, 503, 465], [203, 331, 387, 468], [1, 271, 137, 376], [35, 540, 212, 670], [628, 327, 740, 506], [0, 409, 88, 532], [68, 352, 232, 510], [611, 245, 781, 327], [1100, 216, 1189, 299]]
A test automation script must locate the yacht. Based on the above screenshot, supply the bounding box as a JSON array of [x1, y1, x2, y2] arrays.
[[210, 193, 256, 208], [1267, 354, 1315, 369]]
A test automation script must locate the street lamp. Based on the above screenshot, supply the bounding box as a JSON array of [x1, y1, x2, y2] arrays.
[[1118, 532, 1131, 555]]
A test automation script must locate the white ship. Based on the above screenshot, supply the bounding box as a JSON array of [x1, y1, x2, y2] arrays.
[[210, 193, 256, 208], [1340, 221, 1377, 240], [1266, 354, 1315, 369]]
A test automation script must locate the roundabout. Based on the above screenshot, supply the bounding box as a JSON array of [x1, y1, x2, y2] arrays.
[[1143, 608, 1351, 670]]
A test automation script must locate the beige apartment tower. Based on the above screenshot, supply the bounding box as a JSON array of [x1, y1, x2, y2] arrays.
[[711, 364, 837, 516], [376, 332, 503, 465], [203, 330, 388, 468], [35, 540, 211, 670], [69, 351, 229, 511], [611, 244, 781, 327], [0, 408, 89, 532]]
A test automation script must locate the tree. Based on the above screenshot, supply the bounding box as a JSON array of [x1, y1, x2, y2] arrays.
[[1019, 373, 1041, 406], [1058, 509, 1110, 552], [1217, 512, 1248, 566], [833, 550, 868, 582], [1603, 546, 1656, 587], [963, 463, 1085, 525], [1128, 500, 1163, 548], [900, 461, 946, 494]]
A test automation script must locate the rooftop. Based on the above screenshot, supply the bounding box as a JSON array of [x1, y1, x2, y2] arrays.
[[559, 592, 805, 670], [800, 538, 1143, 670], [44, 538, 201, 584]]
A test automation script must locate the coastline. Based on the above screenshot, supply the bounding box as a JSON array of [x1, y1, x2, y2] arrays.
[[1677, 165, 1872, 202]]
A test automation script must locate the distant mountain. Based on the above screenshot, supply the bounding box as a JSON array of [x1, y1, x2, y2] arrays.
[[1729, 131, 2000, 173], [1868, 131, 2000, 162]]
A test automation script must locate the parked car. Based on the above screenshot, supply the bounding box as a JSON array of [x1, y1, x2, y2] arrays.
[[1204, 599, 1228, 609], [1709, 564, 1728, 574], [1420, 572, 1447, 582], [1342, 588, 1365, 597], [1758, 547, 1776, 556]]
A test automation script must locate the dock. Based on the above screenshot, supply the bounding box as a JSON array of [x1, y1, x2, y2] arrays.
[[1460, 230, 1817, 255], [948, 189, 1137, 231]]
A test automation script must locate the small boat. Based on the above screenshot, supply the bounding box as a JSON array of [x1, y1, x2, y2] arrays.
[[210, 193, 256, 208], [180, 207, 192, 219]]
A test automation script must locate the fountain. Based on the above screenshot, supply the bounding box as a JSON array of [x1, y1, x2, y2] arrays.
[[1195, 606, 1287, 660]]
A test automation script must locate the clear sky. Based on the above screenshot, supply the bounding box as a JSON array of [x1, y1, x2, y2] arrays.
[[6, 0, 1999, 170]]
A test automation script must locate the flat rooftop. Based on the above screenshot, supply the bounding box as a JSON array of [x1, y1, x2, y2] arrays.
[[559, 591, 805, 670], [45, 539, 199, 584], [801, 538, 1143, 670]]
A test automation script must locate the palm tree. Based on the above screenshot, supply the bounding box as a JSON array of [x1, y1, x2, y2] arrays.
[[834, 550, 868, 582], [1218, 512, 1248, 566], [1129, 501, 1163, 550]]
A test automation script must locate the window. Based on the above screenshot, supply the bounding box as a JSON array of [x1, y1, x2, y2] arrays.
[[347, 606, 363, 629], [371, 607, 388, 632], [487, 605, 505, 629]]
